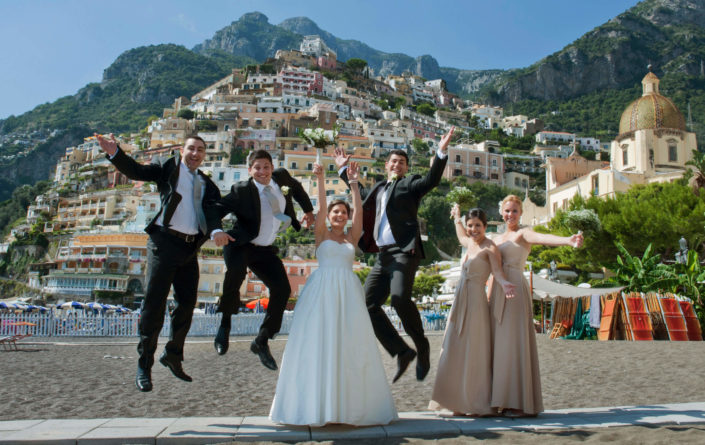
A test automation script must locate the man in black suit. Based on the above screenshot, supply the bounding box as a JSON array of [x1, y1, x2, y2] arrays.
[[209, 149, 314, 370], [335, 127, 454, 383], [96, 133, 221, 392]]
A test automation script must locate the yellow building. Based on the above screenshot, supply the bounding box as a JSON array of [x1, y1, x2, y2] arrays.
[[531, 71, 696, 225]]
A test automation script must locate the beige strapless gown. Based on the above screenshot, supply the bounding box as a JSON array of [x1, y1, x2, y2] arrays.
[[429, 253, 494, 415], [489, 241, 543, 415]]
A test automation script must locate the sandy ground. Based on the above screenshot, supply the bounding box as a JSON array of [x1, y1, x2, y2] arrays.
[[2, 333, 705, 443]]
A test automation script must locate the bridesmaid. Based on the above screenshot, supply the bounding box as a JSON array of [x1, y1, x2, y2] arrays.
[[429, 205, 514, 417], [490, 195, 583, 417]]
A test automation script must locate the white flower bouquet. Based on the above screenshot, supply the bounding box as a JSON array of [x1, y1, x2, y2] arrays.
[[300, 126, 339, 149]]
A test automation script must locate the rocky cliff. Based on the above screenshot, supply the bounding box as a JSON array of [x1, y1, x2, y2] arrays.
[[488, 0, 705, 103]]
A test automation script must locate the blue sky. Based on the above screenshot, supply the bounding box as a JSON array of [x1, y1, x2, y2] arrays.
[[0, 0, 639, 120]]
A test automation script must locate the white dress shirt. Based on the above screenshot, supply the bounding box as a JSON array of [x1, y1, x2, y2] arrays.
[[339, 149, 448, 247], [156, 162, 200, 235], [250, 180, 286, 246]]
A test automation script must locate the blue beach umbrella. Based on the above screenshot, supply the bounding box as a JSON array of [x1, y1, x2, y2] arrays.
[[58, 301, 86, 310], [87, 302, 107, 312]]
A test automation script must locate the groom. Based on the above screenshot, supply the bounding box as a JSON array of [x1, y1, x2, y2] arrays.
[[209, 149, 314, 370], [336, 127, 454, 382]]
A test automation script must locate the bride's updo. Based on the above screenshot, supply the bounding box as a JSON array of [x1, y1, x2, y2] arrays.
[[501, 195, 523, 212]]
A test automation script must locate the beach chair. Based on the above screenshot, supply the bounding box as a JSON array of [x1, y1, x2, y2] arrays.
[[0, 333, 31, 351], [622, 293, 653, 341], [678, 300, 703, 341], [658, 297, 688, 341]]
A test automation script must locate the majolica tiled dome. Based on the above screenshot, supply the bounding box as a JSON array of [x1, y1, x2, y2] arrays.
[[618, 72, 686, 135]]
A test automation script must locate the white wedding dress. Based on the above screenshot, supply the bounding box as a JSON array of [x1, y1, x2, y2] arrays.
[[269, 239, 398, 426]]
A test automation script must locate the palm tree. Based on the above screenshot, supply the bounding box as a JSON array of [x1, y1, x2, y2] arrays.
[[686, 149, 705, 195]]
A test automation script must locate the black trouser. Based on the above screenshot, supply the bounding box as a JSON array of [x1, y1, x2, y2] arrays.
[[137, 231, 199, 370], [365, 245, 426, 357], [218, 243, 291, 339]]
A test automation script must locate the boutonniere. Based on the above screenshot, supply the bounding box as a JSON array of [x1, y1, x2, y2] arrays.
[[390, 173, 399, 182], [281, 186, 290, 196]]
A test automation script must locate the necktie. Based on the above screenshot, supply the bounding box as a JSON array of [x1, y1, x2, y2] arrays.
[[264, 185, 291, 232], [373, 181, 392, 242], [192, 172, 207, 234]]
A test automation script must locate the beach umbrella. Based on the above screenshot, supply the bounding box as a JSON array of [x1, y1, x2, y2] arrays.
[[246, 298, 269, 310], [87, 302, 107, 312], [58, 301, 86, 310], [0, 302, 26, 310], [24, 304, 48, 313]]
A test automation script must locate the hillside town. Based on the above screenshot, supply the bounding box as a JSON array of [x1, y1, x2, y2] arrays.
[[0, 35, 696, 309]]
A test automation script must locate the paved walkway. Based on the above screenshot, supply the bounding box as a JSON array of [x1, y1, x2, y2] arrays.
[[1, 402, 704, 444]]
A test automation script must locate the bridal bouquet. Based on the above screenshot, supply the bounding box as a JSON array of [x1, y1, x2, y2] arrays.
[[446, 186, 478, 210], [562, 208, 601, 236], [300, 126, 339, 149]]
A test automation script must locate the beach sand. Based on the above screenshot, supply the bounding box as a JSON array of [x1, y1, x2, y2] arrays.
[[2, 333, 705, 443]]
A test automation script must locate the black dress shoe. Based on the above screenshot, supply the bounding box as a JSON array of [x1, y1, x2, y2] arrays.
[[250, 339, 277, 370], [135, 367, 152, 392], [214, 324, 230, 355], [392, 348, 417, 383], [159, 351, 192, 382], [416, 341, 431, 381]]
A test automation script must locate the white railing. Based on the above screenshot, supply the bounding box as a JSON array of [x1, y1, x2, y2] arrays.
[[0, 309, 448, 338]]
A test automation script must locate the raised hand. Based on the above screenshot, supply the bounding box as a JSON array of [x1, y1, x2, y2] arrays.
[[347, 161, 360, 182], [333, 147, 351, 169], [450, 203, 460, 220], [94, 132, 119, 156], [570, 231, 584, 248], [439, 126, 455, 153], [313, 162, 324, 179]]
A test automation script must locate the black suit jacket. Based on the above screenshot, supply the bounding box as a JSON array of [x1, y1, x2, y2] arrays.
[[341, 153, 448, 258], [208, 168, 314, 247], [108, 147, 221, 247]]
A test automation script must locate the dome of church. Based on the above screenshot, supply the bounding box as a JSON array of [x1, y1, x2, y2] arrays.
[[618, 72, 686, 136]]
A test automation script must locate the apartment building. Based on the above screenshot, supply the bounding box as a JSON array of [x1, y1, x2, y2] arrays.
[[443, 141, 504, 185]]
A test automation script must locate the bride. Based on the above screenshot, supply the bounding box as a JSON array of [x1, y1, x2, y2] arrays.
[[269, 161, 398, 426]]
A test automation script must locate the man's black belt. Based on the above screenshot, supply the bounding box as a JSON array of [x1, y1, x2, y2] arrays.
[[163, 228, 198, 243]]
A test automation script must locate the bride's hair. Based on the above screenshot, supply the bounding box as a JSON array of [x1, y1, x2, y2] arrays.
[[465, 208, 488, 227], [327, 199, 351, 216]]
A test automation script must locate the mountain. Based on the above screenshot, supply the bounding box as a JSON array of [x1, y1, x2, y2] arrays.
[[3, 0, 705, 202], [0, 44, 254, 200], [0, 44, 253, 136], [194, 13, 503, 95], [486, 0, 705, 103]]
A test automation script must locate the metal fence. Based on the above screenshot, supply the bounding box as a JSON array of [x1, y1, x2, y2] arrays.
[[0, 309, 449, 338]]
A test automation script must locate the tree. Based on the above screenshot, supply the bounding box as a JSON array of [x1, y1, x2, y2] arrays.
[[410, 138, 430, 155], [355, 267, 371, 286], [419, 192, 456, 256], [411, 273, 445, 301], [345, 58, 368, 74], [531, 181, 705, 276], [416, 103, 436, 117], [177, 109, 195, 119]]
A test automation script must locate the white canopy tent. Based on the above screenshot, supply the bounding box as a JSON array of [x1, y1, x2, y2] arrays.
[[530, 274, 624, 300]]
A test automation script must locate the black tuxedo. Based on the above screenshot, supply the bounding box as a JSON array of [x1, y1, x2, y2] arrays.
[[209, 168, 313, 338], [109, 147, 220, 369], [341, 153, 448, 358]]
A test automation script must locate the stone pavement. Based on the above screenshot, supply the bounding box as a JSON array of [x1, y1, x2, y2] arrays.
[[1, 402, 704, 444]]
